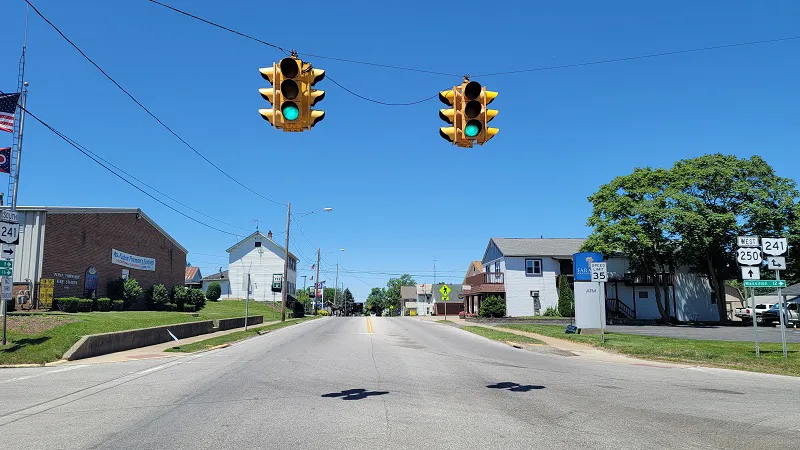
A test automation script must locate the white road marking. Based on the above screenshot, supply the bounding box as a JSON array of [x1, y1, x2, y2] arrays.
[[0, 365, 87, 384]]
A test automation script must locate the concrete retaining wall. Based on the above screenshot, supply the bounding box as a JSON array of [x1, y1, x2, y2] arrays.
[[216, 315, 264, 331], [63, 320, 215, 361]]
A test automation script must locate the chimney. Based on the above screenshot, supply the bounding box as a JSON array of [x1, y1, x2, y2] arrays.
[[267, 230, 273, 239]]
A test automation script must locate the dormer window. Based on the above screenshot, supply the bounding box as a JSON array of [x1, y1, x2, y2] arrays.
[[255, 241, 262, 248]]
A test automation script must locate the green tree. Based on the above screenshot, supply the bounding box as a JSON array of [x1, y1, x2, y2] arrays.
[[557, 276, 574, 317], [172, 286, 190, 311], [365, 287, 387, 315], [343, 288, 355, 315], [206, 282, 221, 301], [189, 288, 207, 311], [385, 274, 415, 316], [106, 278, 125, 301], [295, 288, 312, 312], [668, 154, 800, 320], [122, 278, 143, 309], [479, 295, 506, 318], [584, 167, 678, 322], [148, 284, 170, 310]]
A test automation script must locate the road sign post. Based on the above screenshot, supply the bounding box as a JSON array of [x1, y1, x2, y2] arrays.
[[590, 262, 608, 343], [440, 284, 451, 322], [749, 287, 760, 357]]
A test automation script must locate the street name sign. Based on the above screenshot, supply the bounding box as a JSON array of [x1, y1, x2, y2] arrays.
[[741, 266, 761, 280], [0, 268, 11, 277], [736, 248, 762, 265], [0, 260, 12, 269], [737, 236, 760, 247], [743, 280, 787, 288], [761, 237, 788, 256], [767, 257, 786, 271], [590, 262, 607, 282]]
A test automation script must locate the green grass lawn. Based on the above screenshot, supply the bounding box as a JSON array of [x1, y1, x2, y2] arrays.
[[0, 300, 281, 365], [500, 324, 800, 377], [166, 317, 314, 353], [461, 326, 544, 345]]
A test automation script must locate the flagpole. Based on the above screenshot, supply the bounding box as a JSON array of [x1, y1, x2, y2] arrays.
[[11, 84, 27, 211]]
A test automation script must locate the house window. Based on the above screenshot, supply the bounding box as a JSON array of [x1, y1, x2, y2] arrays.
[[255, 241, 262, 247], [525, 259, 542, 275], [638, 291, 649, 299], [494, 262, 500, 273]]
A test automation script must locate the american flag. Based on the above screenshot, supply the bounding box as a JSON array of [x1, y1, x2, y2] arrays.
[[0, 93, 20, 133]]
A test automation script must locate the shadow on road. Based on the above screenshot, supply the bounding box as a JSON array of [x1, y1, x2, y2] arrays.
[[322, 389, 390, 400], [486, 382, 545, 392]]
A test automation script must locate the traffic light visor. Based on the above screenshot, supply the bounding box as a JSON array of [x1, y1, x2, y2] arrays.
[[464, 100, 481, 119], [281, 80, 300, 100], [464, 81, 482, 100], [280, 58, 300, 78]]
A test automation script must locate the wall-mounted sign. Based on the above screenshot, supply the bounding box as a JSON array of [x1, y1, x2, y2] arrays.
[[112, 248, 156, 271], [54, 272, 80, 286]]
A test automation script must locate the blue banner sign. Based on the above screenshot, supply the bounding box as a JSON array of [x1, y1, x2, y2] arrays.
[[573, 252, 603, 281]]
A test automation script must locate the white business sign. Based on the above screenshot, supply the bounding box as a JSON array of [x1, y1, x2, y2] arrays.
[[767, 256, 787, 271], [741, 266, 760, 280], [761, 237, 788, 256], [590, 262, 607, 283], [111, 249, 156, 271], [737, 236, 760, 248], [736, 248, 762, 266]]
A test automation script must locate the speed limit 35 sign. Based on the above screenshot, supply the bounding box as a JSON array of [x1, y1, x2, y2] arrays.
[[590, 262, 608, 283]]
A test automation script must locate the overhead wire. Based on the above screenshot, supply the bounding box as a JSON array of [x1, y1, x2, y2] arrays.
[[1, 88, 241, 236], [25, 0, 286, 207]]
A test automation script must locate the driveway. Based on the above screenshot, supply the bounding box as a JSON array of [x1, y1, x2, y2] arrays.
[[606, 323, 800, 343]]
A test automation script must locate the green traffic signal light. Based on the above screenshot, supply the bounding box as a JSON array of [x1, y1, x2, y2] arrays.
[[282, 102, 300, 121], [465, 120, 482, 137]]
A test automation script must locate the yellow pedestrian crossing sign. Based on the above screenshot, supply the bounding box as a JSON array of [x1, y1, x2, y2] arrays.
[[440, 284, 451, 296]]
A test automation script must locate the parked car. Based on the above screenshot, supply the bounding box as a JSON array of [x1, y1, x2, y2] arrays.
[[760, 301, 800, 327], [734, 303, 777, 324]]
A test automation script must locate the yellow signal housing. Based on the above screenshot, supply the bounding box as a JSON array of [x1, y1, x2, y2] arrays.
[[259, 56, 326, 132], [477, 88, 499, 145]]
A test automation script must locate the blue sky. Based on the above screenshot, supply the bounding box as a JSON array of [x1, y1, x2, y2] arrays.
[[2, 0, 799, 300]]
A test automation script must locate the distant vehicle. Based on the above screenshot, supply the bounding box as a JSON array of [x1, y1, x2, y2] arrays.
[[760, 301, 800, 327], [734, 303, 777, 324]]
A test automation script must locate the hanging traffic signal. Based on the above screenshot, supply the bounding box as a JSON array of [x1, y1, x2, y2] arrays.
[[438, 77, 498, 147], [259, 54, 325, 132]]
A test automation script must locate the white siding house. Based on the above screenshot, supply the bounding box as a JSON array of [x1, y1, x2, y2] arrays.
[[201, 270, 231, 299], [226, 231, 297, 301]]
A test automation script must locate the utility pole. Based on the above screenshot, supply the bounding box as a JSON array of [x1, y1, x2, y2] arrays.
[[281, 202, 291, 322], [314, 248, 321, 315], [334, 263, 339, 316]]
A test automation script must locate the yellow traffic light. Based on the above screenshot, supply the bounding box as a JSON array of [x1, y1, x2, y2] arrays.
[[438, 78, 498, 147], [259, 55, 325, 132]]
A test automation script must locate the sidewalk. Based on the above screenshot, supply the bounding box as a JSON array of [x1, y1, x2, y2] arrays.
[[414, 315, 684, 368], [58, 320, 281, 365]]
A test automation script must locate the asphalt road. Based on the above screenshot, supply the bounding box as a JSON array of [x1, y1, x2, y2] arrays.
[[607, 323, 800, 343], [1, 317, 798, 449]]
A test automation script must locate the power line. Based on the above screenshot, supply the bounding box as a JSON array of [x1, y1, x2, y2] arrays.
[[146, 0, 800, 94], [474, 36, 800, 77], [25, 0, 286, 207], [0, 90, 241, 236], [326, 76, 439, 106]]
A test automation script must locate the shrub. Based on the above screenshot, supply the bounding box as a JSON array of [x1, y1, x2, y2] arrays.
[[122, 278, 143, 309], [162, 303, 178, 312], [188, 288, 206, 311], [147, 284, 170, 310], [182, 304, 196, 313], [78, 299, 93, 312], [458, 311, 466, 319], [543, 306, 560, 317], [107, 278, 125, 300], [172, 286, 189, 311], [206, 282, 221, 302], [479, 296, 506, 318], [557, 276, 575, 317], [95, 298, 111, 312], [111, 300, 124, 311], [317, 309, 329, 316], [57, 298, 80, 313]]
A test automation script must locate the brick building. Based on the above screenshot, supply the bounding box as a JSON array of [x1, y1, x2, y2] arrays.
[[5, 206, 186, 303]]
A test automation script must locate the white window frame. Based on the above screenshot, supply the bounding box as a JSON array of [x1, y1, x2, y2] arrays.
[[525, 259, 542, 276]]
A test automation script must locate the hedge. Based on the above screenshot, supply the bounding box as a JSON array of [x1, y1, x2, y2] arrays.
[[111, 300, 124, 311], [94, 298, 111, 312], [58, 298, 93, 313]]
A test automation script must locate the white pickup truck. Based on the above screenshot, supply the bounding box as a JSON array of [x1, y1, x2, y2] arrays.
[[734, 303, 776, 324]]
